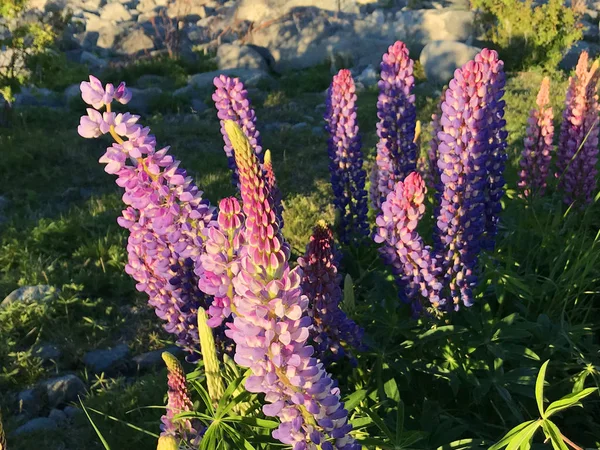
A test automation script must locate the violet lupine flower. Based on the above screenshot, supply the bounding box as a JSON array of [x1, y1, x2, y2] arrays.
[[372, 41, 417, 211], [556, 52, 600, 206], [78, 78, 218, 360], [476, 49, 507, 250], [197, 197, 245, 328], [212, 75, 263, 187], [518, 77, 554, 198], [160, 352, 203, 446], [434, 56, 496, 309], [324, 69, 369, 244], [223, 121, 359, 450], [375, 172, 443, 313], [263, 149, 284, 228], [297, 221, 364, 365]]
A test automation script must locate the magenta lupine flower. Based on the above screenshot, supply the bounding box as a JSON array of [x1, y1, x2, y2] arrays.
[[223, 121, 359, 450], [476, 49, 507, 250], [297, 221, 363, 365], [375, 172, 443, 313], [518, 77, 554, 198], [372, 41, 417, 211], [212, 75, 263, 187], [160, 352, 203, 446], [557, 52, 600, 206], [197, 197, 245, 328], [324, 69, 369, 244], [78, 78, 218, 360], [434, 55, 498, 309], [80, 75, 130, 109]]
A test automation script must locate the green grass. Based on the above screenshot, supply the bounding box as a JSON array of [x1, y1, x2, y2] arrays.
[[1, 61, 599, 449]]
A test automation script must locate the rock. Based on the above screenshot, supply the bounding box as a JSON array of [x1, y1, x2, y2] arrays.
[[14, 87, 61, 107], [14, 418, 57, 435], [48, 408, 68, 424], [167, 2, 211, 21], [83, 344, 130, 374], [84, 14, 111, 33], [18, 388, 44, 417], [188, 68, 269, 89], [311, 125, 324, 136], [292, 122, 309, 131], [235, 0, 360, 23], [1, 285, 58, 308], [560, 41, 600, 70], [581, 19, 599, 41], [64, 84, 82, 104], [100, 2, 132, 21], [80, 51, 107, 68], [217, 43, 268, 70], [191, 99, 208, 112], [136, 0, 156, 12], [419, 40, 481, 84], [131, 346, 180, 371], [126, 87, 163, 113], [33, 344, 62, 362], [356, 64, 378, 87], [63, 405, 82, 420], [44, 375, 86, 407], [97, 25, 121, 49], [81, 0, 103, 11], [116, 28, 154, 55]]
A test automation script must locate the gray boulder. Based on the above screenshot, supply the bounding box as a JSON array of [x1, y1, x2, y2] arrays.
[[33, 344, 62, 362], [560, 41, 600, 70], [14, 88, 61, 108], [235, 0, 360, 23], [83, 344, 130, 374], [217, 43, 268, 70], [48, 408, 68, 424], [64, 84, 82, 104], [100, 2, 132, 21], [420, 40, 481, 84], [356, 64, 378, 87], [97, 25, 121, 49], [116, 28, 154, 55], [18, 388, 45, 417], [131, 346, 181, 371], [1, 285, 58, 308], [136, 0, 157, 13], [63, 405, 82, 420], [80, 50, 107, 68], [44, 374, 86, 407], [127, 87, 163, 113], [14, 418, 57, 435]]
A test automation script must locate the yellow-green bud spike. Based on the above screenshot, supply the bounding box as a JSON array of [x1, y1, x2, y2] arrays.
[[316, 219, 328, 229], [198, 308, 225, 405], [161, 351, 182, 373], [413, 120, 422, 144], [343, 274, 356, 314], [264, 149, 272, 166], [156, 435, 178, 450], [224, 120, 253, 167]]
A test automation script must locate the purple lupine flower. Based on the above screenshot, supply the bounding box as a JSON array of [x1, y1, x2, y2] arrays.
[[263, 149, 284, 229], [212, 75, 263, 187], [557, 52, 600, 206], [518, 77, 554, 198], [297, 221, 363, 365], [476, 49, 507, 250], [78, 78, 218, 360], [434, 56, 496, 309], [80, 75, 130, 109], [324, 69, 369, 244], [372, 41, 417, 212], [375, 172, 443, 313], [160, 352, 203, 446], [198, 197, 245, 328], [223, 121, 359, 450]]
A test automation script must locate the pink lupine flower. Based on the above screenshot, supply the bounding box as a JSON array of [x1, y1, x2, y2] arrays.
[[518, 77, 554, 197]]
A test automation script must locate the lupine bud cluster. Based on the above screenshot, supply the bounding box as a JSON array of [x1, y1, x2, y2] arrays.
[[518, 77, 554, 198], [297, 221, 364, 364], [476, 49, 507, 250], [222, 121, 359, 450], [263, 149, 285, 228], [375, 173, 443, 313], [557, 51, 600, 206], [78, 76, 216, 358], [160, 352, 203, 446], [212, 75, 263, 187], [434, 53, 504, 309], [325, 69, 369, 243], [372, 41, 417, 211]]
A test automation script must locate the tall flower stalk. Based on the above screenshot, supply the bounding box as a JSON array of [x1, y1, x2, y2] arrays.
[[325, 69, 369, 244], [298, 221, 364, 365], [223, 121, 359, 450], [556, 51, 600, 206], [372, 41, 417, 212], [518, 77, 554, 198], [213, 75, 263, 187], [78, 76, 216, 359], [263, 149, 284, 228]]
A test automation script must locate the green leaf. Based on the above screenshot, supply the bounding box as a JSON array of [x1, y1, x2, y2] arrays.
[[398, 430, 427, 447], [437, 439, 488, 450], [395, 399, 404, 442], [384, 377, 400, 402], [342, 274, 355, 313], [344, 389, 367, 412], [489, 420, 536, 450], [360, 406, 394, 441], [505, 421, 541, 450], [80, 400, 112, 450], [545, 387, 598, 418], [542, 420, 569, 450], [535, 360, 549, 417]]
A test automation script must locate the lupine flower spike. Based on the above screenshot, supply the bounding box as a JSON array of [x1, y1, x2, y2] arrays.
[[372, 41, 417, 211], [375, 172, 443, 313], [557, 51, 600, 206], [298, 220, 364, 364], [78, 76, 218, 360], [156, 436, 178, 450], [224, 121, 359, 450], [325, 69, 369, 243], [161, 352, 203, 446], [198, 308, 225, 405], [263, 149, 285, 228], [434, 54, 501, 309], [519, 77, 554, 198], [213, 75, 263, 187], [0, 411, 5, 450]]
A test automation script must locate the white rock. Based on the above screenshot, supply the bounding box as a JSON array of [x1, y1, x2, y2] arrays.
[[116, 28, 154, 55], [419, 40, 481, 84], [217, 43, 267, 70], [100, 2, 132, 21], [97, 25, 120, 49], [2, 285, 58, 307], [235, 0, 360, 23]]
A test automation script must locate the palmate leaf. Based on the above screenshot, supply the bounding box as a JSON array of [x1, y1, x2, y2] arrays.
[[544, 387, 597, 418], [542, 420, 569, 450], [505, 420, 541, 450], [488, 420, 536, 450]]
